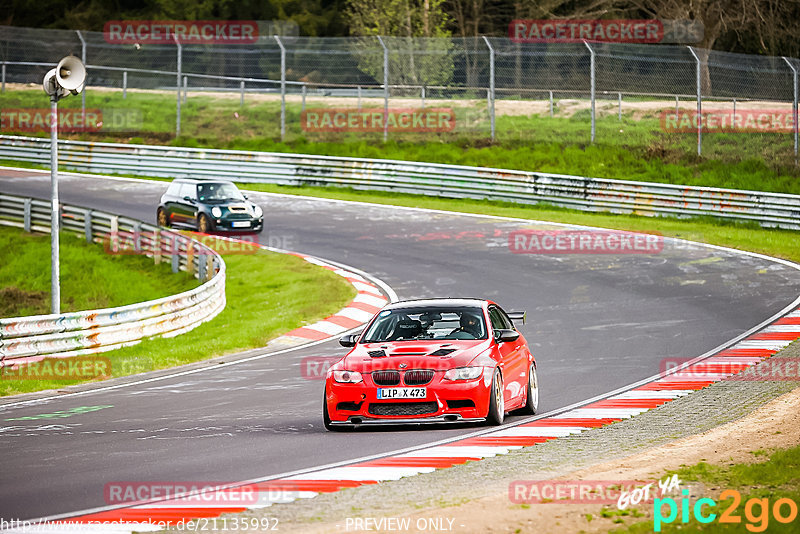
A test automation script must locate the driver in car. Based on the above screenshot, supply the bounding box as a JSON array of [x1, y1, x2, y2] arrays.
[[449, 312, 483, 339]]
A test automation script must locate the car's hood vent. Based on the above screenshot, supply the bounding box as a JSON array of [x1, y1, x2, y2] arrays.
[[429, 348, 456, 357], [228, 204, 249, 213], [368, 350, 386, 358]]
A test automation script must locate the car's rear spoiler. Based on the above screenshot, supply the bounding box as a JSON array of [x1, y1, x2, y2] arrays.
[[507, 311, 526, 325]]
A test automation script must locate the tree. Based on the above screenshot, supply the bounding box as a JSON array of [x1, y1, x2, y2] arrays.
[[346, 0, 455, 86]]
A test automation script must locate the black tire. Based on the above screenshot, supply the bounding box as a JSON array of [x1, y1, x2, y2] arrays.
[[197, 213, 212, 234], [520, 363, 539, 415], [323, 389, 348, 432], [156, 208, 169, 228], [486, 368, 505, 425]]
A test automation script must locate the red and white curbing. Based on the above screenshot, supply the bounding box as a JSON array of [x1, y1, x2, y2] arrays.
[[12, 307, 799, 533]]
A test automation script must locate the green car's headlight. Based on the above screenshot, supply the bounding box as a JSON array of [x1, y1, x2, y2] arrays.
[[211, 207, 222, 218]]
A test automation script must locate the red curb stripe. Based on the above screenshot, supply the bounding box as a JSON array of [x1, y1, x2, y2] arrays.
[[589, 398, 670, 409], [523, 418, 621, 427], [325, 315, 364, 329], [75, 508, 246, 522], [284, 327, 330, 341], [639, 380, 713, 390], [348, 302, 383, 314], [715, 348, 777, 358], [679, 363, 751, 373], [455, 436, 556, 446], [775, 317, 800, 325], [355, 457, 474, 468], [749, 332, 800, 341]]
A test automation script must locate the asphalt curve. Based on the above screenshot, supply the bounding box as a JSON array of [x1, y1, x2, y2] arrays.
[[2, 169, 799, 521]]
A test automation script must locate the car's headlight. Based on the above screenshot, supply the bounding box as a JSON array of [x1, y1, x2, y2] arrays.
[[253, 204, 263, 218], [332, 370, 362, 383], [443, 367, 484, 381], [211, 207, 222, 218]]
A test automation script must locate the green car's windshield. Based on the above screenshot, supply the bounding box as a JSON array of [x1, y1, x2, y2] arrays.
[[361, 306, 487, 342], [198, 183, 244, 202]]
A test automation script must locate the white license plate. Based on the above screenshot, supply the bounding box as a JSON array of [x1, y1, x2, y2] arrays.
[[377, 387, 427, 399], [232, 221, 250, 228]]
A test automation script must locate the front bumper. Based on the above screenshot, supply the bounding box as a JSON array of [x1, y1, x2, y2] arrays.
[[325, 370, 492, 425], [213, 216, 263, 232]]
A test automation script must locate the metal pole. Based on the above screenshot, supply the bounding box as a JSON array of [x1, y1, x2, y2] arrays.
[[549, 90, 553, 117], [482, 36, 496, 140], [1, 63, 5, 93], [183, 76, 187, 104], [688, 46, 702, 155], [175, 37, 182, 138], [49, 94, 60, 314], [783, 57, 798, 160], [274, 36, 286, 141], [584, 41, 595, 143], [301, 84, 306, 112], [733, 97, 736, 116], [618, 92, 622, 121], [122, 70, 127, 99], [675, 95, 679, 119], [421, 86, 425, 109], [240, 80, 245, 107], [377, 36, 389, 142], [76, 31, 86, 123], [357, 86, 362, 110]]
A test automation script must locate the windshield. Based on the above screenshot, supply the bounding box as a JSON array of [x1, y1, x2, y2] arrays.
[[197, 183, 244, 202], [361, 306, 487, 342]]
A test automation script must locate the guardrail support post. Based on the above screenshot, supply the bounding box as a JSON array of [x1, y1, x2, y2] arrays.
[[240, 80, 245, 107], [275, 36, 286, 141], [783, 57, 798, 161], [584, 41, 595, 143], [186, 241, 194, 276], [84, 210, 92, 243], [153, 228, 161, 265], [377, 36, 389, 142], [174, 36, 182, 138], [171, 236, 179, 273], [122, 71, 127, 99], [132, 221, 141, 253], [198, 247, 207, 281], [483, 36, 496, 140], [688, 46, 702, 155], [23, 198, 31, 232]]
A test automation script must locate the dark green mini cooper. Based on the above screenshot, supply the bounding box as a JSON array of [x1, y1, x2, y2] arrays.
[[157, 179, 264, 233]]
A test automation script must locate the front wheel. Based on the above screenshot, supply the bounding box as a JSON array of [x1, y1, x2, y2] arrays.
[[486, 369, 505, 425], [197, 213, 213, 234], [157, 208, 169, 228], [520, 363, 539, 415], [323, 388, 347, 432]]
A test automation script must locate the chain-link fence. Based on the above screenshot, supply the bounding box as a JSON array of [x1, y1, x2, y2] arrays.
[[1, 25, 798, 164]]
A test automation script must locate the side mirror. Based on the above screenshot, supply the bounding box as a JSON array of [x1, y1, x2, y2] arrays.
[[494, 329, 520, 343], [507, 311, 526, 325], [183, 196, 196, 204], [339, 334, 359, 348]]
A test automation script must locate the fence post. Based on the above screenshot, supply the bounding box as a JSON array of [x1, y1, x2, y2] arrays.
[[240, 80, 245, 107], [357, 85, 362, 110], [274, 36, 286, 141], [153, 228, 161, 265], [675, 95, 679, 119], [549, 90, 553, 117], [183, 76, 187, 104], [122, 70, 127, 99], [783, 57, 798, 161], [23, 198, 31, 232], [174, 36, 182, 138], [2, 63, 5, 93], [302, 84, 307, 112], [583, 41, 595, 143], [84, 210, 92, 243], [687, 46, 702, 155], [618, 92, 622, 121], [76, 31, 86, 123], [421, 86, 425, 109], [377, 36, 389, 142], [482, 36, 496, 140], [198, 247, 207, 281]]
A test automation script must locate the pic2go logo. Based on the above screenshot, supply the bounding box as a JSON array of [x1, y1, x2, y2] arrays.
[[654, 489, 798, 532]]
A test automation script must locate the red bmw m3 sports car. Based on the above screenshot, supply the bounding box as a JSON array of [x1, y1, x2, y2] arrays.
[[323, 298, 538, 430]]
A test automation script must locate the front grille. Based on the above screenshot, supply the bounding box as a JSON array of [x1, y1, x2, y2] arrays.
[[404, 370, 434, 386], [372, 370, 400, 386], [368, 402, 438, 416], [446, 399, 476, 409]]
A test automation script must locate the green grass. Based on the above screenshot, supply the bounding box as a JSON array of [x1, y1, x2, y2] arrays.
[[1, 87, 798, 194], [0, 225, 197, 316], [611, 444, 800, 533], [1, 247, 356, 396]]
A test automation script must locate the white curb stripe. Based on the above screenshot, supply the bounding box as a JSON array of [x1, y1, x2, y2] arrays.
[[611, 390, 693, 399], [285, 466, 435, 481], [558, 407, 652, 419]]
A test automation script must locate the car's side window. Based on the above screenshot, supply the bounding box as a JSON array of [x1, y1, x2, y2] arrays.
[[178, 183, 196, 200], [488, 307, 506, 332], [166, 182, 181, 197], [497, 307, 515, 330]]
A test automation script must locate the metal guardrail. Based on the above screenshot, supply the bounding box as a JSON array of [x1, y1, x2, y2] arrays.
[[1, 135, 799, 229], [0, 192, 226, 364]]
